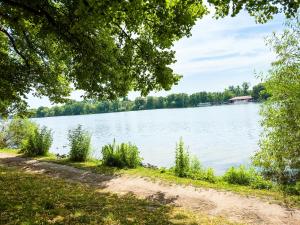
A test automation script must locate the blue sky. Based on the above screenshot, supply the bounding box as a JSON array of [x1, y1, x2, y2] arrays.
[[27, 11, 285, 108]]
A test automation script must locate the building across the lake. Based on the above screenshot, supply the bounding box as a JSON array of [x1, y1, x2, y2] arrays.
[[229, 96, 253, 104]]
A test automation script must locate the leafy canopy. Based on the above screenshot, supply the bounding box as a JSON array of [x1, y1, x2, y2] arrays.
[[0, 0, 299, 116]]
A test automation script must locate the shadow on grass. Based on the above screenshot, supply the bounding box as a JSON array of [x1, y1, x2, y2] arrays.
[[0, 155, 120, 189], [0, 166, 204, 225]]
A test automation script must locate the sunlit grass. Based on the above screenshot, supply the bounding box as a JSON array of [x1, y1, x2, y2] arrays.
[[0, 166, 239, 225]]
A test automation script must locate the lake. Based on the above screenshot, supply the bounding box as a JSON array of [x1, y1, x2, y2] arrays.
[[32, 103, 262, 174]]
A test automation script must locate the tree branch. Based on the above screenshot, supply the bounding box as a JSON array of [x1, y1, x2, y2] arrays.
[[0, 27, 29, 66]]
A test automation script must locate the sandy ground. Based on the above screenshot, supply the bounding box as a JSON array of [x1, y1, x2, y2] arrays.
[[0, 152, 299, 225]]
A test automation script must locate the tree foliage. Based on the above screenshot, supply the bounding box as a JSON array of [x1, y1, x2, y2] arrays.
[[31, 82, 267, 117], [0, 0, 299, 116], [0, 117, 37, 148], [253, 17, 300, 184]]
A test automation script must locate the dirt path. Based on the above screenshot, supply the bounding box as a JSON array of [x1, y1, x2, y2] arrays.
[[0, 153, 299, 225]]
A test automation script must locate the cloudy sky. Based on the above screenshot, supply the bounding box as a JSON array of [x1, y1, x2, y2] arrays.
[[28, 11, 285, 108]]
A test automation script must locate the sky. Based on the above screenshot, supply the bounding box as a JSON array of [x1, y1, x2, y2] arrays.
[[27, 11, 285, 108]]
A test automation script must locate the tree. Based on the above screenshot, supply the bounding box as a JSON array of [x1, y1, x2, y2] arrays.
[[1, 1, 299, 116], [252, 83, 270, 101], [252, 17, 300, 184], [134, 97, 146, 110], [242, 82, 250, 95], [145, 96, 156, 109]]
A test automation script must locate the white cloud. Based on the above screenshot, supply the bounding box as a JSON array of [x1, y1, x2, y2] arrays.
[[171, 12, 283, 77]]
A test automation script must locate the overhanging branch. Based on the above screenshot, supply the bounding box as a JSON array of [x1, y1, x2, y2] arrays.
[[0, 27, 29, 66]]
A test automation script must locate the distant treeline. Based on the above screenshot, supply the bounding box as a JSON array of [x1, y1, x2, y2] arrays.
[[31, 83, 269, 118]]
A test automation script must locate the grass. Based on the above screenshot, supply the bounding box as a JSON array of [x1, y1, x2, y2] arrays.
[[0, 166, 239, 225], [0, 148, 20, 154], [1, 149, 299, 208]]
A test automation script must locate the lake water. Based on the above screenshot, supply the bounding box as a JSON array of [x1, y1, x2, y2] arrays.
[[32, 103, 262, 174]]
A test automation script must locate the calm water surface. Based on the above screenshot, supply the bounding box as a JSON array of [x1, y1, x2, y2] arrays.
[[32, 103, 261, 174]]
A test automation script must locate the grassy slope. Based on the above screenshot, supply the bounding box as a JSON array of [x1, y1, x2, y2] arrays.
[[0, 166, 238, 225], [1, 149, 299, 208]]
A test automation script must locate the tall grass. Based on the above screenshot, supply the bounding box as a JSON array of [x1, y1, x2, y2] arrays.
[[174, 138, 217, 182], [22, 126, 53, 156], [102, 140, 142, 168], [68, 125, 91, 162]]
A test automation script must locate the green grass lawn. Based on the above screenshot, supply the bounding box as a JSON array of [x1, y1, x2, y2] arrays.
[[0, 165, 239, 225], [1, 149, 299, 208]]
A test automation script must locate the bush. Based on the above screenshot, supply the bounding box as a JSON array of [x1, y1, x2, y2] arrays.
[[173, 139, 217, 182], [68, 125, 91, 162], [0, 124, 8, 149], [0, 118, 36, 149], [204, 168, 217, 183], [186, 156, 217, 183], [102, 140, 142, 168], [223, 166, 253, 185], [250, 175, 273, 190], [283, 182, 300, 195], [22, 126, 53, 156], [174, 138, 190, 177], [223, 166, 273, 189]]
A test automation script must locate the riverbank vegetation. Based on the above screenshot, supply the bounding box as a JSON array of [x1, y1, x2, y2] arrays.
[[252, 17, 300, 186], [68, 125, 91, 162], [21, 126, 53, 157], [102, 141, 142, 168], [30, 82, 269, 118]]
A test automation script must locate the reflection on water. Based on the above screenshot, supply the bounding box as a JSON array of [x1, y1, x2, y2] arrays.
[[32, 103, 261, 174]]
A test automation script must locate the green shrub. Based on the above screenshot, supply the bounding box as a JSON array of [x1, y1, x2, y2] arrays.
[[250, 175, 273, 190], [68, 125, 91, 162], [0, 118, 36, 149], [186, 157, 217, 183], [189, 156, 202, 173], [223, 166, 253, 185], [0, 124, 8, 149], [173, 139, 217, 182], [22, 126, 53, 156], [223, 166, 273, 189], [102, 140, 142, 168], [174, 138, 190, 177], [282, 182, 300, 195], [204, 168, 217, 183]]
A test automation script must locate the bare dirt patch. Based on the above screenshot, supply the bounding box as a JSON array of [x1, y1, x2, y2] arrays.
[[1, 153, 299, 225]]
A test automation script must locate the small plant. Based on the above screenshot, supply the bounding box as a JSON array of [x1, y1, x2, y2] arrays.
[[223, 166, 253, 185], [0, 123, 8, 149], [223, 165, 272, 189], [250, 175, 273, 190], [173, 139, 217, 182], [102, 140, 142, 168], [187, 156, 217, 183], [204, 168, 217, 183], [68, 125, 91, 162], [22, 126, 53, 156], [174, 138, 190, 177], [283, 182, 300, 195]]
